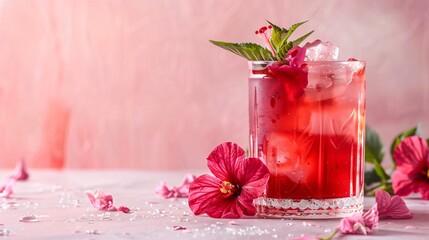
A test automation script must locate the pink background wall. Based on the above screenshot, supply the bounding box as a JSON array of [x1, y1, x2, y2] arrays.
[[0, 0, 428, 169]]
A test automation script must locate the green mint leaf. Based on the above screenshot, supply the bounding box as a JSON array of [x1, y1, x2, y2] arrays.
[[365, 125, 384, 164], [278, 21, 309, 49], [390, 125, 420, 160], [276, 41, 293, 62], [266, 21, 286, 52], [292, 30, 314, 47], [267, 20, 313, 61], [209, 40, 275, 61]]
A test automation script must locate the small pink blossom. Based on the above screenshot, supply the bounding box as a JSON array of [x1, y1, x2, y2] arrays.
[[188, 142, 270, 218], [375, 190, 413, 219], [11, 159, 29, 181], [392, 136, 429, 200], [339, 204, 379, 235], [155, 174, 196, 199], [85, 189, 131, 213], [85, 189, 115, 210]]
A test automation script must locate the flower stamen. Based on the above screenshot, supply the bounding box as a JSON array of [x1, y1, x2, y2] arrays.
[[427, 169, 429, 179], [255, 25, 276, 58], [219, 181, 235, 194]]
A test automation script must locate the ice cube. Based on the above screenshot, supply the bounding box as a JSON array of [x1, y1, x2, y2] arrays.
[[303, 40, 339, 61]]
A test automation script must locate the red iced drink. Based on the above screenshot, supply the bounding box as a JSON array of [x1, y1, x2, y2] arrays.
[[250, 61, 365, 217]]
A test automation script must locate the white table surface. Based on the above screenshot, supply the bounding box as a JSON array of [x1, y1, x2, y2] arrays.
[[0, 170, 428, 240]]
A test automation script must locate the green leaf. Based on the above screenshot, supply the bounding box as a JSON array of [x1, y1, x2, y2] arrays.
[[267, 21, 287, 52], [373, 160, 390, 181], [365, 169, 382, 186], [365, 125, 384, 164], [209, 40, 275, 61], [267, 20, 313, 61], [276, 41, 293, 62], [278, 21, 309, 49], [427, 138, 429, 147], [292, 30, 314, 47], [390, 125, 420, 159], [382, 183, 394, 195]]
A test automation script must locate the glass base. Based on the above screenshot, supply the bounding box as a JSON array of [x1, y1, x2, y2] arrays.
[[254, 195, 363, 219]]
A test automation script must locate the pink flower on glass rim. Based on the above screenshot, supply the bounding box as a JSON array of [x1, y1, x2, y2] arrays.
[[392, 136, 429, 200], [339, 204, 379, 235], [188, 142, 270, 218], [375, 190, 412, 219], [268, 46, 308, 101]]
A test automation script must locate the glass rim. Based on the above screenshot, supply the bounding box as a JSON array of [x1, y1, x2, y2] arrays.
[[248, 60, 366, 64]]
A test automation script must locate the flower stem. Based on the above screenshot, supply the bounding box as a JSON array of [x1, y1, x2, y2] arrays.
[[319, 228, 339, 240]]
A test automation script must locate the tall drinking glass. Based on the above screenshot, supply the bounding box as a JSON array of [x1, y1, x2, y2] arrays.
[[249, 61, 365, 218]]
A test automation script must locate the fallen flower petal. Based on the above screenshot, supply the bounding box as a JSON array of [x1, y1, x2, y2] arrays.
[[155, 174, 196, 199], [11, 159, 29, 181], [339, 204, 378, 235], [0, 178, 15, 198], [172, 226, 187, 231], [118, 206, 131, 213], [375, 190, 413, 219], [85, 189, 114, 210]]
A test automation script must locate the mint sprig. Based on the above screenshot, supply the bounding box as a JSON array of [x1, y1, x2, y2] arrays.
[[268, 21, 314, 61], [209, 41, 275, 61], [209, 21, 313, 62]]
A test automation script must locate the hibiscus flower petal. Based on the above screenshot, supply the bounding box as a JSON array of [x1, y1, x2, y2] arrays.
[[207, 142, 246, 183], [362, 204, 379, 229], [205, 196, 243, 218], [418, 181, 429, 200], [384, 195, 413, 219], [188, 174, 223, 215], [339, 214, 364, 234], [375, 190, 391, 213], [392, 171, 417, 197], [236, 158, 270, 199], [393, 136, 428, 175], [85, 189, 114, 210], [237, 196, 257, 216]]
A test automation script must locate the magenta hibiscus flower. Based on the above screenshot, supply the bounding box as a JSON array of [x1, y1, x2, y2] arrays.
[[188, 142, 270, 218], [392, 136, 429, 200], [268, 46, 308, 101]]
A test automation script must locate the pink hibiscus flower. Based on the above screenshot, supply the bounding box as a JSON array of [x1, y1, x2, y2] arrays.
[[268, 47, 308, 101], [392, 136, 429, 200], [375, 190, 413, 219], [188, 142, 270, 218], [339, 204, 379, 235]]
